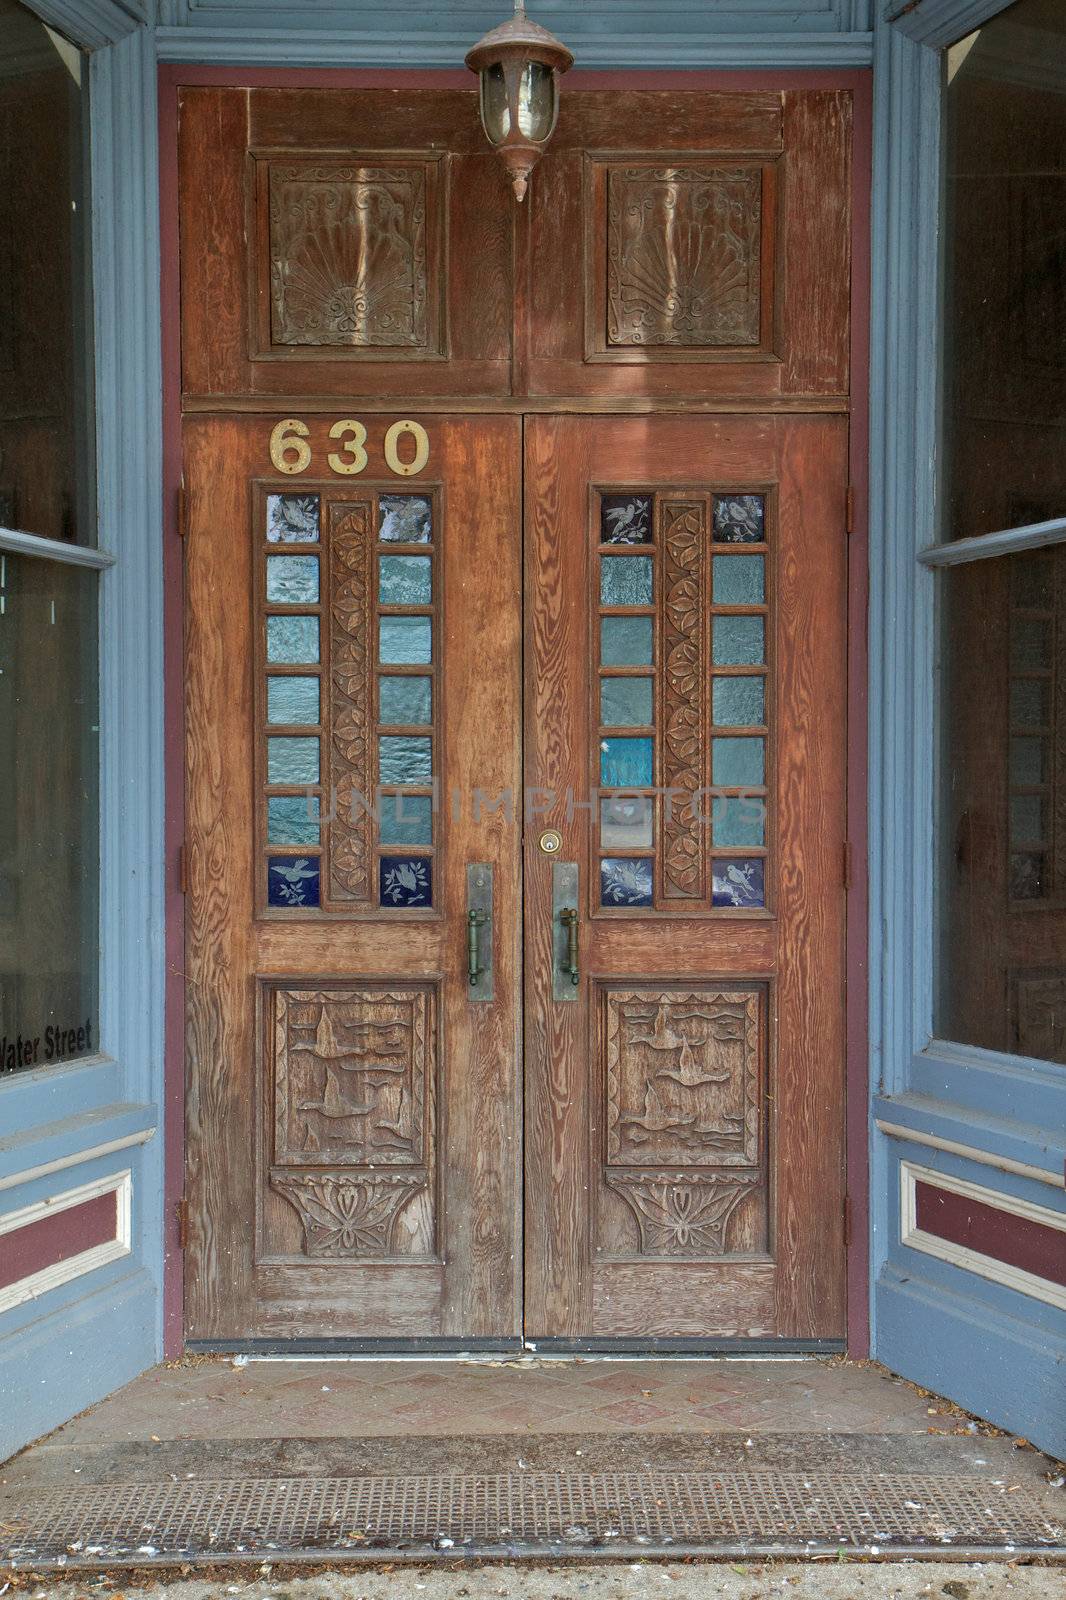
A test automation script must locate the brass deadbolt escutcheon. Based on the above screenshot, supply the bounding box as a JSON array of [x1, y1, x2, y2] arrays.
[[538, 829, 562, 855]]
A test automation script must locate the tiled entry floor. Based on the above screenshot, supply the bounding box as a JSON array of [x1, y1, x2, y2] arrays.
[[22, 1356, 963, 1442]]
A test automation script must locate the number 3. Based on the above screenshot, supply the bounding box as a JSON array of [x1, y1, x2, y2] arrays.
[[327, 419, 369, 476]]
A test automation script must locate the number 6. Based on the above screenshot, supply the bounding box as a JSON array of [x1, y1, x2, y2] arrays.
[[268, 418, 311, 475], [328, 419, 369, 476]]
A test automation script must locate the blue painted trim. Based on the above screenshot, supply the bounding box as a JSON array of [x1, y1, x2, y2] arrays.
[[26, 0, 144, 49], [0, 1101, 156, 1190], [159, 0, 869, 29], [875, 1091, 1066, 1184], [910, 1045, 1066, 1135], [886, 0, 1012, 51]]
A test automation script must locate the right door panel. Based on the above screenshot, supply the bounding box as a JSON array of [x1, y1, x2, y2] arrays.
[[524, 414, 848, 1342]]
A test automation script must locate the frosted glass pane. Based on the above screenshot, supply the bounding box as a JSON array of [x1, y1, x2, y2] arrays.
[[267, 856, 320, 907], [713, 494, 764, 544], [380, 616, 432, 665], [380, 555, 431, 605], [713, 796, 766, 849], [267, 494, 319, 543], [712, 736, 764, 787], [267, 675, 320, 725], [268, 737, 320, 784], [712, 857, 765, 908], [601, 616, 653, 666], [268, 795, 322, 845], [267, 615, 319, 664], [601, 556, 653, 606], [380, 855, 432, 907], [600, 857, 653, 907], [379, 495, 432, 543], [379, 675, 432, 725], [1010, 677, 1048, 727], [379, 735, 432, 784], [1009, 736, 1045, 784], [1011, 618, 1052, 670], [600, 795, 653, 849], [713, 616, 764, 666], [600, 736, 653, 787], [601, 495, 652, 544], [712, 676, 765, 727], [266, 555, 319, 603], [1010, 794, 1044, 845], [601, 677, 653, 727], [713, 555, 764, 606], [380, 794, 433, 846]]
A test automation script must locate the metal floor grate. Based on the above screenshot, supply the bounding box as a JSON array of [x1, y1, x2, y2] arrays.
[[1, 1471, 1062, 1566]]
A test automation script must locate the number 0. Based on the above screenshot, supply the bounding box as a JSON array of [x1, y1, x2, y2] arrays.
[[384, 420, 430, 477], [269, 418, 311, 475]]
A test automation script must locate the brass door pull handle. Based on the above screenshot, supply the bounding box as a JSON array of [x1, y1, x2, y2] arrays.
[[559, 906, 580, 986], [468, 908, 489, 986]]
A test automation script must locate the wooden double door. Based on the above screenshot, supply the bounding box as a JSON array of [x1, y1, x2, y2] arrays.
[[180, 82, 852, 1346]]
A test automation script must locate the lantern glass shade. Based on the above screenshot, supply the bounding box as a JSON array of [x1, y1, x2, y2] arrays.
[[466, 9, 573, 200]]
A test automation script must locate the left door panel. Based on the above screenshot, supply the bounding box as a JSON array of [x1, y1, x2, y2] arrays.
[[184, 414, 522, 1342]]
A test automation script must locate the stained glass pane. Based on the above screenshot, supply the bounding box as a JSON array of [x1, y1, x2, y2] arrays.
[[601, 676, 653, 727], [713, 554, 764, 606], [601, 616, 653, 667], [713, 494, 764, 544], [268, 795, 322, 846], [379, 735, 432, 784], [600, 736, 654, 787], [380, 855, 432, 907], [712, 616, 764, 666], [380, 616, 432, 665], [600, 857, 654, 907], [267, 615, 319, 664], [1010, 794, 1044, 845], [600, 795, 653, 849], [267, 855, 320, 908], [267, 736, 320, 785], [601, 494, 652, 545], [712, 736, 765, 788], [712, 676, 765, 727], [601, 556, 653, 606], [713, 796, 766, 849], [267, 494, 319, 543], [712, 857, 765, 909], [1009, 852, 1045, 901], [380, 555, 432, 605], [1010, 617, 1052, 669], [1009, 736, 1045, 785], [379, 675, 432, 725], [267, 675, 320, 726], [379, 494, 432, 543], [1010, 677, 1048, 727], [380, 794, 433, 846], [266, 554, 319, 603]]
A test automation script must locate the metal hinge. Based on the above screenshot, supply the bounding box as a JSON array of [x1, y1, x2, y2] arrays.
[[175, 1197, 189, 1251], [177, 482, 187, 540], [845, 485, 855, 535], [179, 842, 188, 895], [843, 839, 852, 891], [843, 1193, 852, 1249]]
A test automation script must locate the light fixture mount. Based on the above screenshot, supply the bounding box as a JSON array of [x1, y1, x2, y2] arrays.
[[465, 1, 574, 202]]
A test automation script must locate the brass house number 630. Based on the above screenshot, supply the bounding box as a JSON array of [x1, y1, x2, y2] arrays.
[[268, 418, 431, 478]]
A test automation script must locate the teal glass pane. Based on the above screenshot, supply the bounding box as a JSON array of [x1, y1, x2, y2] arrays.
[[601, 676, 653, 727], [712, 676, 765, 727], [601, 616, 653, 667], [268, 795, 322, 846], [267, 675, 320, 726], [713, 736, 764, 787], [1010, 794, 1044, 846], [267, 494, 319, 543], [266, 615, 319, 664], [379, 735, 432, 784], [379, 494, 432, 543], [266, 555, 319, 603], [380, 555, 431, 605], [600, 795, 653, 849], [713, 615, 764, 666], [713, 554, 764, 606], [1011, 618, 1052, 670], [1010, 677, 1048, 728], [380, 794, 433, 846], [601, 736, 653, 787], [267, 736, 319, 784], [1009, 736, 1046, 785], [380, 616, 432, 665], [379, 675, 432, 725], [601, 556, 653, 606], [713, 795, 766, 848]]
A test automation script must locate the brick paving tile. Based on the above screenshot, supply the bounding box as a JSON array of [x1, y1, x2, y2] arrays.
[[592, 1400, 672, 1425]]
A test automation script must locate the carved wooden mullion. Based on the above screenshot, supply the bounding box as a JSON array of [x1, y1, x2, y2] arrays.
[[325, 502, 374, 907], [659, 496, 709, 903]]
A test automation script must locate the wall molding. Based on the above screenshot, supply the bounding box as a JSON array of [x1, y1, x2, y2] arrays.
[[886, 0, 1011, 51], [26, 0, 145, 50], [0, 1127, 155, 1193], [877, 1119, 1065, 1190]]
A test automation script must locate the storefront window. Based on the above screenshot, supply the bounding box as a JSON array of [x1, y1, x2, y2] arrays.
[[936, 0, 1066, 1058], [0, 0, 99, 1075]]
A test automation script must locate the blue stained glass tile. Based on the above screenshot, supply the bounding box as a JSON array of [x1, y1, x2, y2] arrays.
[[380, 555, 432, 605], [267, 494, 319, 543], [380, 616, 432, 665], [380, 794, 433, 846], [379, 494, 432, 543], [601, 616, 653, 667], [267, 675, 320, 726], [268, 855, 320, 908], [713, 554, 764, 606], [601, 494, 652, 544], [268, 795, 322, 846], [712, 857, 765, 909], [712, 736, 765, 787], [266, 554, 319, 603], [601, 556, 653, 605], [267, 615, 319, 664], [713, 494, 764, 544], [600, 857, 654, 908], [380, 854, 432, 907], [713, 795, 766, 849], [379, 735, 432, 784], [379, 675, 432, 725], [600, 736, 654, 787], [712, 675, 765, 727], [713, 615, 764, 666], [601, 676, 653, 727], [268, 736, 320, 784]]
